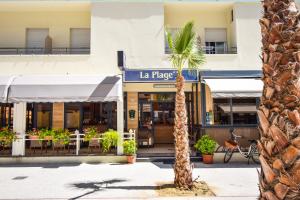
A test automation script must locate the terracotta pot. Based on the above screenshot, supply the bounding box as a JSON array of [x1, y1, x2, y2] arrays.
[[202, 154, 214, 164], [29, 135, 39, 140], [44, 136, 52, 140], [127, 155, 136, 164]]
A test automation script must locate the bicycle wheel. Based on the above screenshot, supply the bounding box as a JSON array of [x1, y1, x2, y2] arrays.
[[250, 143, 260, 164], [224, 149, 234, 163]]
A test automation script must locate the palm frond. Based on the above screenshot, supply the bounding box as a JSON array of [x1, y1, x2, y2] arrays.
[[168, 21, 205, 74], [174, 22, 195, 54], [166, 28, 175, 54]]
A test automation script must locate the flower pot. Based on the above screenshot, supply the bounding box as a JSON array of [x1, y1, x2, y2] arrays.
[[202, 154, 214, 164], [127, 155, 136, 164], [29, 135, 39, 140], [44, 136, 52, 140]]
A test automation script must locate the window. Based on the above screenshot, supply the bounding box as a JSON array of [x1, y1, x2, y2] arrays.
[[70, 28, 90, 54], [26, 103, 52, 130], [232, 98, 257, 125], [205, 28, 227, 54], [65, 102, 117, 132], [0, 104, 13, 128], [212, 98, 231, 125], [205, 42, 227, 54], [26, 28, 49, 54], [211, 98, 258, 126], [65, 103, 81, 130]]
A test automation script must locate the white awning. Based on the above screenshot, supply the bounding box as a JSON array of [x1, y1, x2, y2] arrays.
[[8, 75, 122, 103], [204, 78, 263, 98], [219, 105, 257, 113], [0, 76, 15, 103]]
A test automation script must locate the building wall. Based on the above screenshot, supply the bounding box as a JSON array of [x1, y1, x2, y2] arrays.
[[0, 1, 263, 74], [165, 3, 233, 48], [234, 3, 262, 70], [91, 2, 165, 70], [0, 11, 90, 48]]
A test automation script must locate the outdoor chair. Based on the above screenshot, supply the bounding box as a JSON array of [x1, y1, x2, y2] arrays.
[[52, 140, 66, 154], [138, 128, 153, 147], [29, 140, 43, 153], [88, 138, 101, 153], [68, 135, 77, 154]]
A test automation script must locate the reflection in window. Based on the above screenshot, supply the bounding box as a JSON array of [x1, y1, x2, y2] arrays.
[[212, 98, 258, 126], [36, 104, 52, 129], [232, 98, 257, 125], [26, 103, 52, 130], [213, 99, 231, 125], [0, 104, 13, 128], [65, 104, 80, 130], [65, 102, 117, 132]]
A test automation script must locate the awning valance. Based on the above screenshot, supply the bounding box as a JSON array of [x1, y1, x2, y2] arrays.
[[8, 75, 122, 103], [0, 76, 14, 103], [204, 78, 263, 98]]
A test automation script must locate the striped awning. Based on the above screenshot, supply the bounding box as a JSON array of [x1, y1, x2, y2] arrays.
[[8, 75, 122, 103], [0, 75, 15, 103]]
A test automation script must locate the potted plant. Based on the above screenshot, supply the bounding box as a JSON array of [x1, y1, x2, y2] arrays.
[[0, 127, 16, 146], [101, 129, 119, 153], [84, 127, 99, 142], [123, 140, 137, 164], [39, 129, 54, 140], [194, 135, 217, 164], [53, 129, 70, 145], [27, 129, 40, 140]]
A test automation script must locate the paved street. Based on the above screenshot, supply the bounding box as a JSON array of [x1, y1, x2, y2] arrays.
[[0, 161, 260, 200]]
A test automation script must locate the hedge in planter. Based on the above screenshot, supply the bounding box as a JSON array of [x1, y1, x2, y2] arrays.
[[101, 129, 119, 153]]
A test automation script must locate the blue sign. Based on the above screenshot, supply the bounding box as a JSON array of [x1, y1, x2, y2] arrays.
[[123, 69, 198, 82]]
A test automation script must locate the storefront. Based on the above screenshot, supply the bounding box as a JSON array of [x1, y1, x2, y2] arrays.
[[123, 69, 263, 155], [0, 74, 124, 156], [123, 69, 201, 155], [199, 70, 263, 149]]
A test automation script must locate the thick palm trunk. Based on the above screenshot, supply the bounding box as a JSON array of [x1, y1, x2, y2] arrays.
[[258, 0, 300, 199], [174, 75, 193, 189]]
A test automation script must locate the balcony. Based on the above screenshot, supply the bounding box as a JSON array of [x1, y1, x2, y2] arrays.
[[165, 46, 237, 55], [0, 47, 90, 55]]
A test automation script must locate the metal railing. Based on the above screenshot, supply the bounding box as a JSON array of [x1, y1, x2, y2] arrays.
[[0, 47, 90, 55], [165, 46, 237, 54], [0, 131, 135, 157]]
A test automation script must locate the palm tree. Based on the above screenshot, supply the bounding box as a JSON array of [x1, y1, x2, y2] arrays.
[[258, 0, 300, 199], [166, 21, 205, 189]]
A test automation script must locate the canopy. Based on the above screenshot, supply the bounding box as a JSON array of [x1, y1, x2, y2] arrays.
[[204, 78, 263, 98], [0, 75, 14, 103], [8, 75, 122, 103]]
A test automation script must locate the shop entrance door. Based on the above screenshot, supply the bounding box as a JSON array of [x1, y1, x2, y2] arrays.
[[138, 101, 154, 146], [152, 101, 175, 144]]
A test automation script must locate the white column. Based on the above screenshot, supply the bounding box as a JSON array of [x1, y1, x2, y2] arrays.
[[12, 102, 27, 156], [117, 99, 124, 155]]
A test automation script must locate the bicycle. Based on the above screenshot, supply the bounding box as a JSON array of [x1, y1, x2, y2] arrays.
[[223, 129, 259, 164]]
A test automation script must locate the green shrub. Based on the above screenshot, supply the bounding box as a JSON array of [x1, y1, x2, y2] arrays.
[[123, 140, 137, 155], [101, 129, 119, 153], [84, 127, 99, 142], [53, 129, 70, 144], [39, 128, 55, 139], [194, 135, 217, 155], [0, 127, 16, 145]]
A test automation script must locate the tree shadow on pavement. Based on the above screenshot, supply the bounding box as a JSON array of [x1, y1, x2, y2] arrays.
[[69, 178, 163, 200]]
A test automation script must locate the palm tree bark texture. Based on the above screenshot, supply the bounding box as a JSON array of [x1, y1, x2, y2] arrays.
[[174, 75, 193, 189], [258, 0, 300, 199]]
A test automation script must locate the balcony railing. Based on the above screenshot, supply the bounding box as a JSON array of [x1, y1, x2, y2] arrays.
[[0, 47, 90, 55], [165, 46, 237, 54]]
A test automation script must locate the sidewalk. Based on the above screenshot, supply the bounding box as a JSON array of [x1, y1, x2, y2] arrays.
[[0, 162, 260, 199]]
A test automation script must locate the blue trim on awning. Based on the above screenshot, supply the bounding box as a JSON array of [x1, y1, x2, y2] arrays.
[[199, 70, 262, 79]]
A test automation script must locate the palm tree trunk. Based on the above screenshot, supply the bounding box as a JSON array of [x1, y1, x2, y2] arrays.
[[259, 0, 300, 199], [174, 75, 193, 189]]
